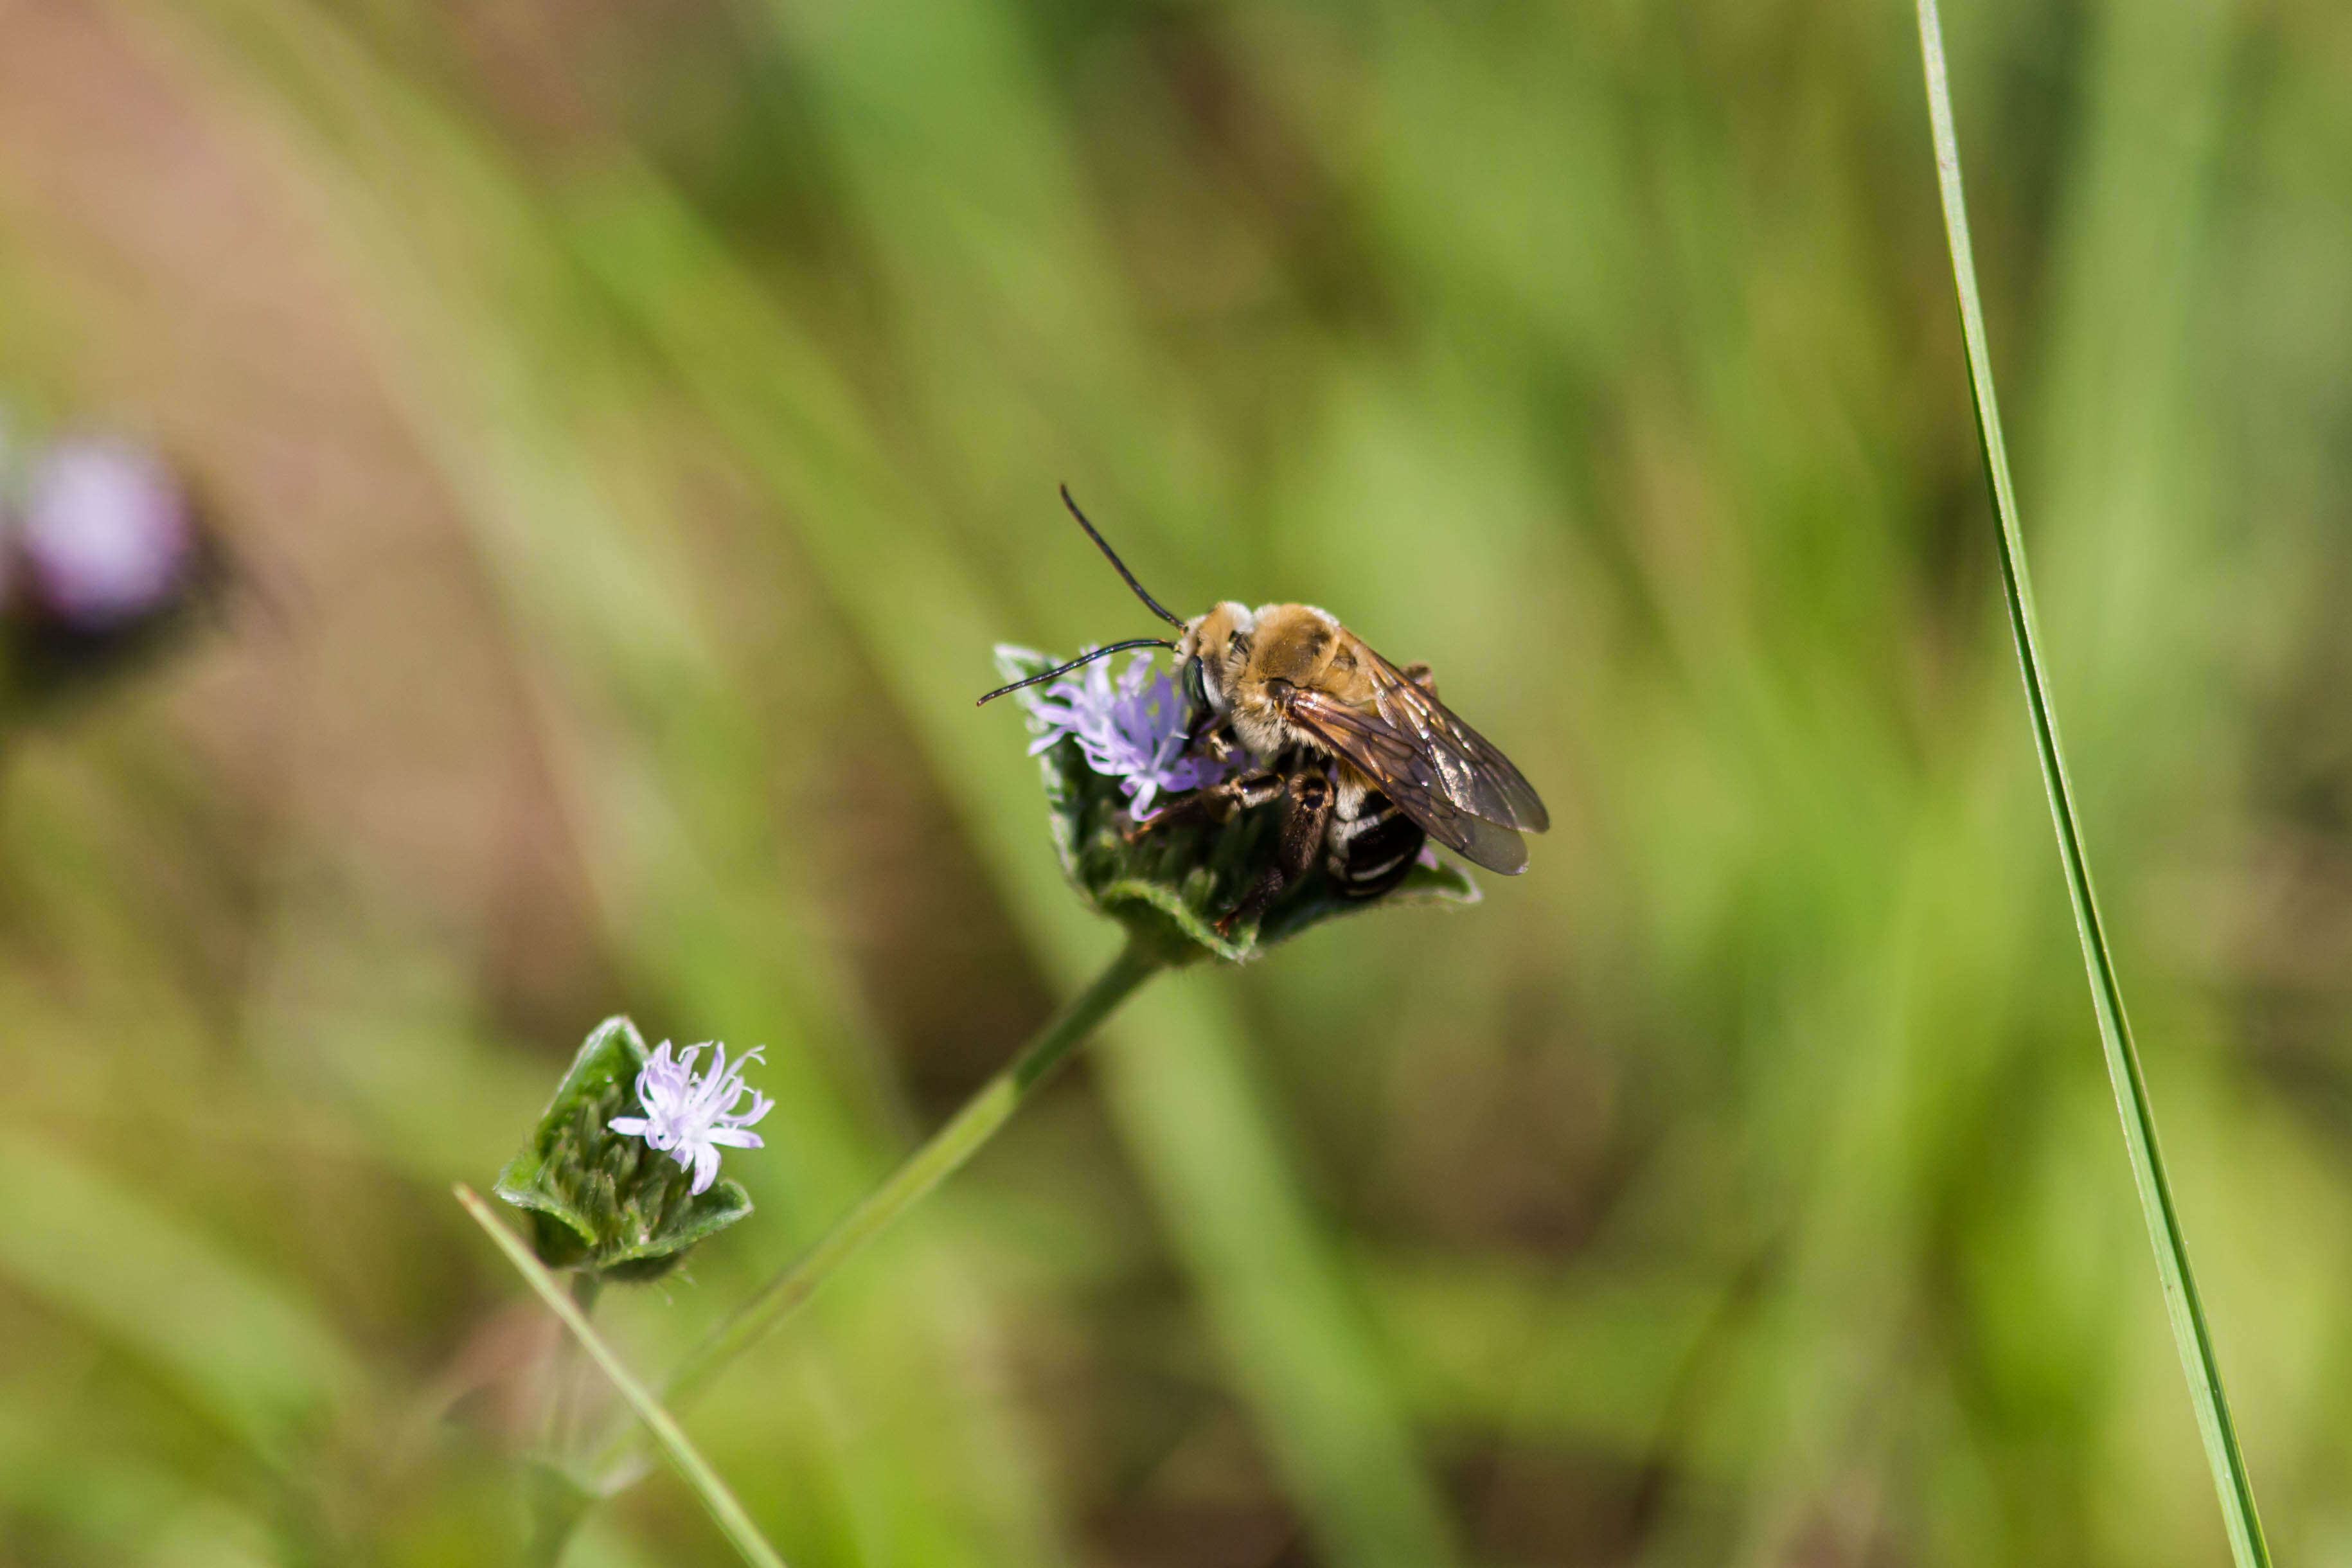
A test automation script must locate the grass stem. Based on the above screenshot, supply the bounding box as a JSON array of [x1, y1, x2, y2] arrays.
[[1911, 5, 2270, 1563]]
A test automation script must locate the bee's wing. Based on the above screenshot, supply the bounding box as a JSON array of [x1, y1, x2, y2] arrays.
[[1278, 681, 1538, 877], [1360, 651, 1550, 832]]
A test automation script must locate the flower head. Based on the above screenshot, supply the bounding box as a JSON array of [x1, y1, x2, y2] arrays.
[[993, 643, 1479, 967], [1026, 650, 1230, 818], [20, 438, 193, 630], [609, 1041, 773, 1195]]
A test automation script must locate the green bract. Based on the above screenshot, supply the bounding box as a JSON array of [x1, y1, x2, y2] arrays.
[[998, 645, 1479, 964], [494, 1017, 753, 1283]]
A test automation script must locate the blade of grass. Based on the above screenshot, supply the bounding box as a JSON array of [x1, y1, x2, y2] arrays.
[[454, 1186, 790, 1568], [0, 1131, 364, 1465], [1911, 6, 2269, 1564]]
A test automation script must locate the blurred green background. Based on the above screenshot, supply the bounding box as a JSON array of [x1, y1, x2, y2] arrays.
[[1, 0, 2348, 1562]]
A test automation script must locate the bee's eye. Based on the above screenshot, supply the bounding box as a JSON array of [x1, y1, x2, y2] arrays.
[[1183, 656, 1209, 709]]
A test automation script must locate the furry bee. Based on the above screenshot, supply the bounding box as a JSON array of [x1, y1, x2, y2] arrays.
[[981, 488, 1548, 931]]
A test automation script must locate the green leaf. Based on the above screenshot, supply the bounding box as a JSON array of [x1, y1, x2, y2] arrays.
[[494, 1016, 754, 1283], [997, 645, 1479, 964]]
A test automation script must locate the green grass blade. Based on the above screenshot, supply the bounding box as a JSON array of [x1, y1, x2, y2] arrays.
[[1911, 5, 2270, 1563], [1094, 974, 1467, 1568], [0, 1132, 365, 1464], [454, 1186, 790, 1568]]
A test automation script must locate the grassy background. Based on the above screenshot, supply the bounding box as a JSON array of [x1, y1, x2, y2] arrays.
[[0, 0, 2348, 1563]]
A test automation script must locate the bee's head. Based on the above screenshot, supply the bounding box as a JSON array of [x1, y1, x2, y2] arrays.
[[1175, 601, 1255, 717]]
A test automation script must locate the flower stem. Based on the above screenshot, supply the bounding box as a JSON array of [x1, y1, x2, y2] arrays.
[[613, 934, 1166, 1461], [456, 1185, 792, 1568]]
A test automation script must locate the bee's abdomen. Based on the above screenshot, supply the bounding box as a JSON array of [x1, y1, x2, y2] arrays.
[[1327, 790, 1425, 899]]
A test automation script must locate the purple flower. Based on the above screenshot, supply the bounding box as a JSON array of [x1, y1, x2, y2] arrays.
[[609, 1041, 773, 1195], [1026, 650, 1231, 819], [20, 438, 193, 630]]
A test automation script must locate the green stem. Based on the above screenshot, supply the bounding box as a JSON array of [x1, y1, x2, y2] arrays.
[[456, 1186, 792, 1568], [618, 935, 1165, 1458], [1912, 6, 2269, 1565]]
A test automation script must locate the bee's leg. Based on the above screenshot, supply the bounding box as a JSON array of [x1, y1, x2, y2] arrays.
[[1399, 661, 1438, 697], [1126, 770, 1283, 842], [1217, 767, 1334, 936], [1198, 727, 1242, 766]]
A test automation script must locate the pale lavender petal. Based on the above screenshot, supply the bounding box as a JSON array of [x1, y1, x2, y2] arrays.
[[1020, 649, 1232, 813], [607, 1036, 773, 1194], [21, 438, 191, 628]]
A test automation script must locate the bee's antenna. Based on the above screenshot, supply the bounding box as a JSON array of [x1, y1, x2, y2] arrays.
[[1060, 485, 1189, 633], [976, 637, 1177, 706]]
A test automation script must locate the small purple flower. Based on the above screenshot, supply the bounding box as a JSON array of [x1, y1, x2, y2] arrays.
[[20, 438, 193, 630], [1027, 650, 1231, 819], [609, 1041, 773, 1195]]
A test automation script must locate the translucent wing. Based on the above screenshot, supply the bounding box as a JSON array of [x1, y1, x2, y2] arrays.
[[1360, 651, 1549, 832], [1278, 657, 1546, 875], [1281, 687, 1530, 873]]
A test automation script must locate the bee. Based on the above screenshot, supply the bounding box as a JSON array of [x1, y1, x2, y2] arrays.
[[981, 488, 1548, 932]]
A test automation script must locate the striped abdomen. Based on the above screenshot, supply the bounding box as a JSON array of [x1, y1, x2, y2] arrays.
[[1326, 788, 1425, 898]]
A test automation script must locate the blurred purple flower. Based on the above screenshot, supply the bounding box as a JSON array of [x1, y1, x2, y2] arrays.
[[21, 438, 192, 630], [609, 1041, 772, 1195], [1027, 650, 1230, 819]]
